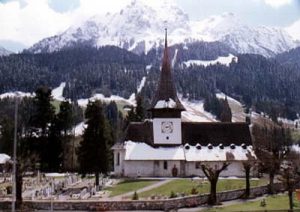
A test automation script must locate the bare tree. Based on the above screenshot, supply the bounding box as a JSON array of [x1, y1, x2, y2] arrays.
[[278, 150, 300, 210], [252, 124, 291, 194], [201, 162, 230, 205], [242, 151, 257, 198]]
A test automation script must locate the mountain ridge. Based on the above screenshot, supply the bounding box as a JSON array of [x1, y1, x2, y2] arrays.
[[27, 1, 298, 57]]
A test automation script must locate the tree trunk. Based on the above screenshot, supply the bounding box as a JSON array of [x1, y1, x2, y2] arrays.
[[95, 171, 99, 186], [245, 166, 250, 198], [269, 171, 275, 194], [209, 179, 218, 205], [16, 164, 23, 209], [288, 190, 293, 210]]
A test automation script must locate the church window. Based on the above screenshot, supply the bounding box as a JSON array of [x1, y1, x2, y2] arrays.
[[163, 161, 168, 170], [195, 162, 201, 169], [117, 152, 120, 166]]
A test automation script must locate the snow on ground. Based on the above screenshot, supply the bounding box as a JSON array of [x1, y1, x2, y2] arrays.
[[146, 65, 152, 70], [77, 94, 133, 108], [216, 92, 246, 122], [172, 48, 178, 68], [77, 77, 147, 108], [0, 91, 34, 99], [74, 122, 87, 136], [52, 82, 66, 101], [137, 77, 146, 93], [277, 117, 300, 129], [180, 97, 217, 122], [183, 54, 237, 67], [45, 173, 67, 177]]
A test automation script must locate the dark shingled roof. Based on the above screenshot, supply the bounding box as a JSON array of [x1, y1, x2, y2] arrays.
[[149, 29, 185, 111], [125, 121, 252, 147]]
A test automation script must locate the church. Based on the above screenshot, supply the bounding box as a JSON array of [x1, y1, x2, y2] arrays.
[[112, 31, 256, 177]]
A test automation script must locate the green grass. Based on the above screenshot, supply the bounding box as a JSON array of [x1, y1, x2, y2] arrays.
[[291, 131, 300, 142], [105, 179, 159, 197], [139, 179, 268, 198], [51, 100, 61, 113], [0, 182, 10, 189], [201, 194, 300, 211]]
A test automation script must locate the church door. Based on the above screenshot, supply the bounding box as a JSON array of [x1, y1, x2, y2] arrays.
[[154, 161, 160, 176]]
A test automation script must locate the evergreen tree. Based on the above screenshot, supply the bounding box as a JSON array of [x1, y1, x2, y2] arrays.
[[57, 101, 73, 135], [0, 117, 14, 155], [220, 97, 232, 122], [31, 86, 55, 134], [77, 100, 112, 186], [46, 116, 63, 171], [135, 94, 145, 122]]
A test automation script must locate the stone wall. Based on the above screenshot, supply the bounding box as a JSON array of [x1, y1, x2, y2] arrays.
[[0, 183, 285, 211]]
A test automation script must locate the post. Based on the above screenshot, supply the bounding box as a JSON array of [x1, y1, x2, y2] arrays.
[[12, 97, 19, 212]]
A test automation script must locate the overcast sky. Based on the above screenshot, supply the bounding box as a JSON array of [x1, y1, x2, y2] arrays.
[[0, 0, 299, 52]]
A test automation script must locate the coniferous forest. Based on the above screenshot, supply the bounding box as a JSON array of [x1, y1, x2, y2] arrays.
[[0, 44, 299, 121]]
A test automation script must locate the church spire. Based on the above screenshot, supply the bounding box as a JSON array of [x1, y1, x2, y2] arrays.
[[149, 29, 185, 116]]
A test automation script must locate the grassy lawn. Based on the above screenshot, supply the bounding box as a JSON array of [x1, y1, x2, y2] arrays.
[[201, 194, 300, 211], [139, 178, 268, 198], [105, 179, 159, 197]]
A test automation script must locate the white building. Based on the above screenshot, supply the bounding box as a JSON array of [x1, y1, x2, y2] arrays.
[[112, 31, 256, 177]]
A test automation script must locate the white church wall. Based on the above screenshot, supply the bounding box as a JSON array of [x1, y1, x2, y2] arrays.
[[157, 160, 182, 177], [123, 160, 183, 177], [185, 161, 246, 177], [113, 149, 125, 176], [124, 161, 154, 177]]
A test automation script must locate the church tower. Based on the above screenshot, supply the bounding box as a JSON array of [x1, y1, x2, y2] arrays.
[[149, 29, 185, 145]]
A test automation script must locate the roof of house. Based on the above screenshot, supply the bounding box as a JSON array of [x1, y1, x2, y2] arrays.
[[125, 121, 252, 147], [123, 141, 255, 162], [124, 141, 185, 161]]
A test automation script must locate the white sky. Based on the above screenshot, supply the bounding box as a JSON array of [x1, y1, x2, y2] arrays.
[[0, 0, 299, 52]]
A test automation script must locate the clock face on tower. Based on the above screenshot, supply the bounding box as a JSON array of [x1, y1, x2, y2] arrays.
[[161, 121, 173, 134]]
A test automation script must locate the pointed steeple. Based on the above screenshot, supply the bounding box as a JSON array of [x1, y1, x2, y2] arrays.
[[149, 29, 185, 116]]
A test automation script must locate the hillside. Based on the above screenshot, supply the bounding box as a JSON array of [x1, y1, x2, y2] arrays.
[[1, 46, 300, 121]]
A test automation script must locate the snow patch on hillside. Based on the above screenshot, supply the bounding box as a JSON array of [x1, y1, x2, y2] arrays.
[[74, 122, 87, 136], [52, 82, 66, 101], [183, 54, 237, 67], [77, 77, 147, 107], [77, 94, 133, 108], [137, 77, 146, 93], [172, 48, 178, 68], [180, 98, 217, 122], [0, 91, 34, 99], [216, 92, 246, 122]]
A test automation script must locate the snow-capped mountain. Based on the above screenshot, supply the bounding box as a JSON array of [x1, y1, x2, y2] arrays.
[[0, 46, 12, 56], [191, 13, 297, 57], [27, 0, 297, 57]]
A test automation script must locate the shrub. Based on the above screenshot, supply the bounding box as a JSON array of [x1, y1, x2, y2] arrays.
[[190, 187, 198, 195], [169, 191, 177, 199], [132, 191, 139, 200]]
